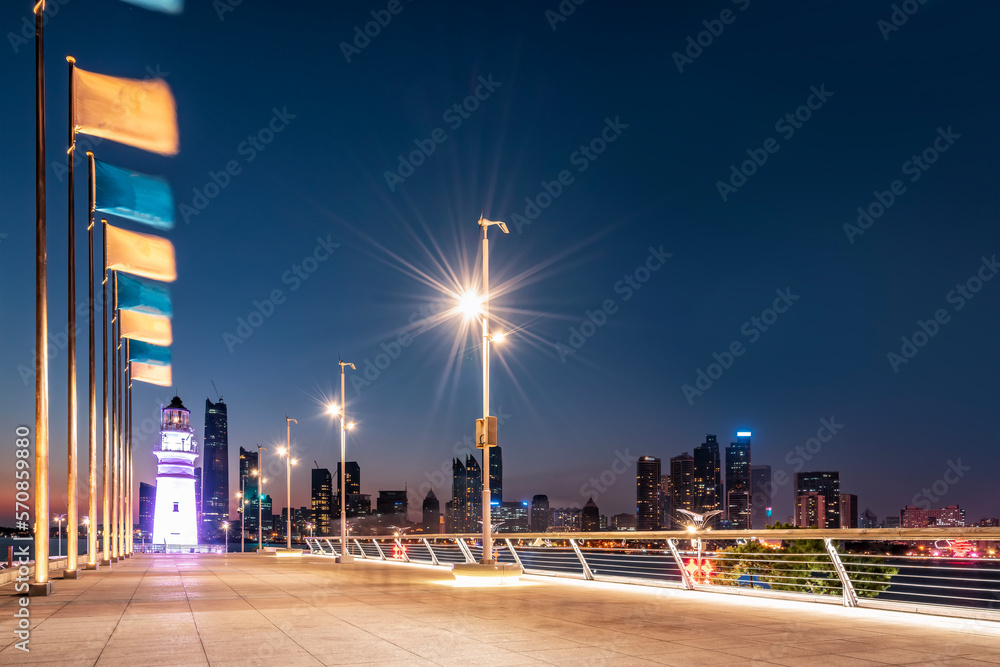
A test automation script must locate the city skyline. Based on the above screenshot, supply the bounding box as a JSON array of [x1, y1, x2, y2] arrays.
[[1, 2, 998, 532]]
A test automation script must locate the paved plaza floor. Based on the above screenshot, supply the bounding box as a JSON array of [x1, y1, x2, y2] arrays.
[[1, 553, 998, 666]]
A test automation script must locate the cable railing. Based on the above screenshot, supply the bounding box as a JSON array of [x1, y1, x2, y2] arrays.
[[304, 528, 1000, 621]]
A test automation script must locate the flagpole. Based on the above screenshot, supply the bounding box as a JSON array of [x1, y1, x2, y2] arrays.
[[101, 219, 110, 567], [127, 347, 133, 556], [64, 54, 80, 580], [117, 288, 124, 559], [111, 272, 119, 561], [86, 153, 98, 570], [30, 0, 53, 597]]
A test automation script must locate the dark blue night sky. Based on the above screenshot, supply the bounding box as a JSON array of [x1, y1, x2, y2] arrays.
[[1, 0, 998, 524]]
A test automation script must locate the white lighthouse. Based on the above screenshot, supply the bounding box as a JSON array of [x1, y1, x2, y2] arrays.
[[153, 396, 199, 546]]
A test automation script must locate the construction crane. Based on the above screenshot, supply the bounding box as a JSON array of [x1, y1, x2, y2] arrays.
[[211, 380, 223, 403], [314, 460, 319, 469]]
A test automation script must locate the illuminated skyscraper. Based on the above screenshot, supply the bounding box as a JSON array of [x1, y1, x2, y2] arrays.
[[138, 482, 155, 542], [153, 396, 199, 545], [201, 398, 229, 542], [669, 453, 695, 523], [446, 458, 466, 533], [794, 471, 841, 528], [693, 435, 722, 525], [422, 490, 440, 533], [239, 446, 259, 533], [311, 467, 332, 535], [725, 431, 752, 529], [530, 494, 549, 533], [490, 446, 502, 504], [581, 497, 600, 532], [636, 456, 662, 531], [751, 464, 772, 529], [464, 455, 482, 533]]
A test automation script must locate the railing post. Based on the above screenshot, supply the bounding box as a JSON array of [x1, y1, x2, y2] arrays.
[[824, 538, 859, 608], [394, 538, 410, 562], [456, 538, 476, 563], [322, 538, 335, 556], [373, 539, 387, 560], [667, 539, 694, 590], [569, 539, 595, 580], [504, 539, 524, 570], [423, 538, 440, 566], [353, 538, 366, 559]]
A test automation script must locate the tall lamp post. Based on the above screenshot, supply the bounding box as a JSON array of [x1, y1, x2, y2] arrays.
[[461, 216, 509, 565], [54, 514, 66, 558], [255, 443, 266, 550], [280, 418, 297, 550], [327, 360, 356, 564], [222, 521, 229, 553], [237, 486, 247, 554]]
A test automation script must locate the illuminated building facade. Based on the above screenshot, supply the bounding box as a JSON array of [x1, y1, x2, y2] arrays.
[[636, 456, 662, 530], [153, 396, 199, 545]]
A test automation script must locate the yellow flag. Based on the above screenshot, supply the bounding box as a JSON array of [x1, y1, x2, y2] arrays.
[[131, 362, 173, 387], [107, 224, 177, 282], [74, 67, 179, 156], [120, 309, 173, 346]]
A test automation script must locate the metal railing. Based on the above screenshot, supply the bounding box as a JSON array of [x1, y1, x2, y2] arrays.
[[305, 527, 1000, 621]]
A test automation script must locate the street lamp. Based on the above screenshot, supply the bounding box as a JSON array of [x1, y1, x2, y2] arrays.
[[54, 514, 66, 558], [236, 487, 247, 554], [677, 508, 723, 582], [255, 444, 267, 550], [281, 416, 298, 549], [467, 215, 508, 566], [306, 522, 314, 539], [328, 358, 356, 564], [222, 521, 230, 553]]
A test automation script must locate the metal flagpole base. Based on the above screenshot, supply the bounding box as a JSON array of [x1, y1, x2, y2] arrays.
[[29, 581, 54, 596], [62, 569, 82, 579], [100, 558, 111, 567], [336, 553, 354, 564], [452, 562, 523, 586], [85, 562, 100, 570]]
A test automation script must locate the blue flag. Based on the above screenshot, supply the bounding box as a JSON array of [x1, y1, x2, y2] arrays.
[[95, 159, 175, 230], [117, 273, 173, 318], [119, 0, 183, 14], [127, 340, 172, 367]]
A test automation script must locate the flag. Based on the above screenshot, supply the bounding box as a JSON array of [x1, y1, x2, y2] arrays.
[[131, 362, 172, 387], [95, 159, 174, 230], [106, 223, 177, 282], [73, 67, 179, 156], [128, 340, 171, 366], [119, 309, 172, 346], [117, 273, 172, 318], [119, 0, 183, 14]]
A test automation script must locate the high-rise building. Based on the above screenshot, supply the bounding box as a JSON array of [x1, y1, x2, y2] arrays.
[[900, 505, 965, 527], [421, 490, 440, 533], [669, 453, 695, 524], [725, 431, 752, 529], [693, 435, 722, 525], [194, 467, 203, 541], [794, 471, 841, 528], [611, 513, 636, 530], [750, 464, 772, 529], [859, 507, 878, 529], [464, 455, 482, 533], [493, 501, 529, 532], [447, 458, 466, 533], [489, 446, 502, 505], [376, 490, 408, 518], [795, 491, 826, 528], [311, 468, 332, 535], [139, 482, 155, 542], [201, 398, 229, 542], [581, 497, 600, 532], [153, 396, 199, 545], [238, 446, 260, 532], [839, 494, 858, 529], [334, 461, 361, 518], [530, 495, 549, 533], [348, 494, 371, 517], [636, 456, 662, 530], [550, 507, 582, 531]]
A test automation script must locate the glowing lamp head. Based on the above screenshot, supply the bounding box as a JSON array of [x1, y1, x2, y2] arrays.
[[327, 403, 340, 417], [347, 421, 356, 430], [459, 290, 481, 319], [686, 525, 697, 533], [492, 331, 505, 344], [277, 447, 287, 456]]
